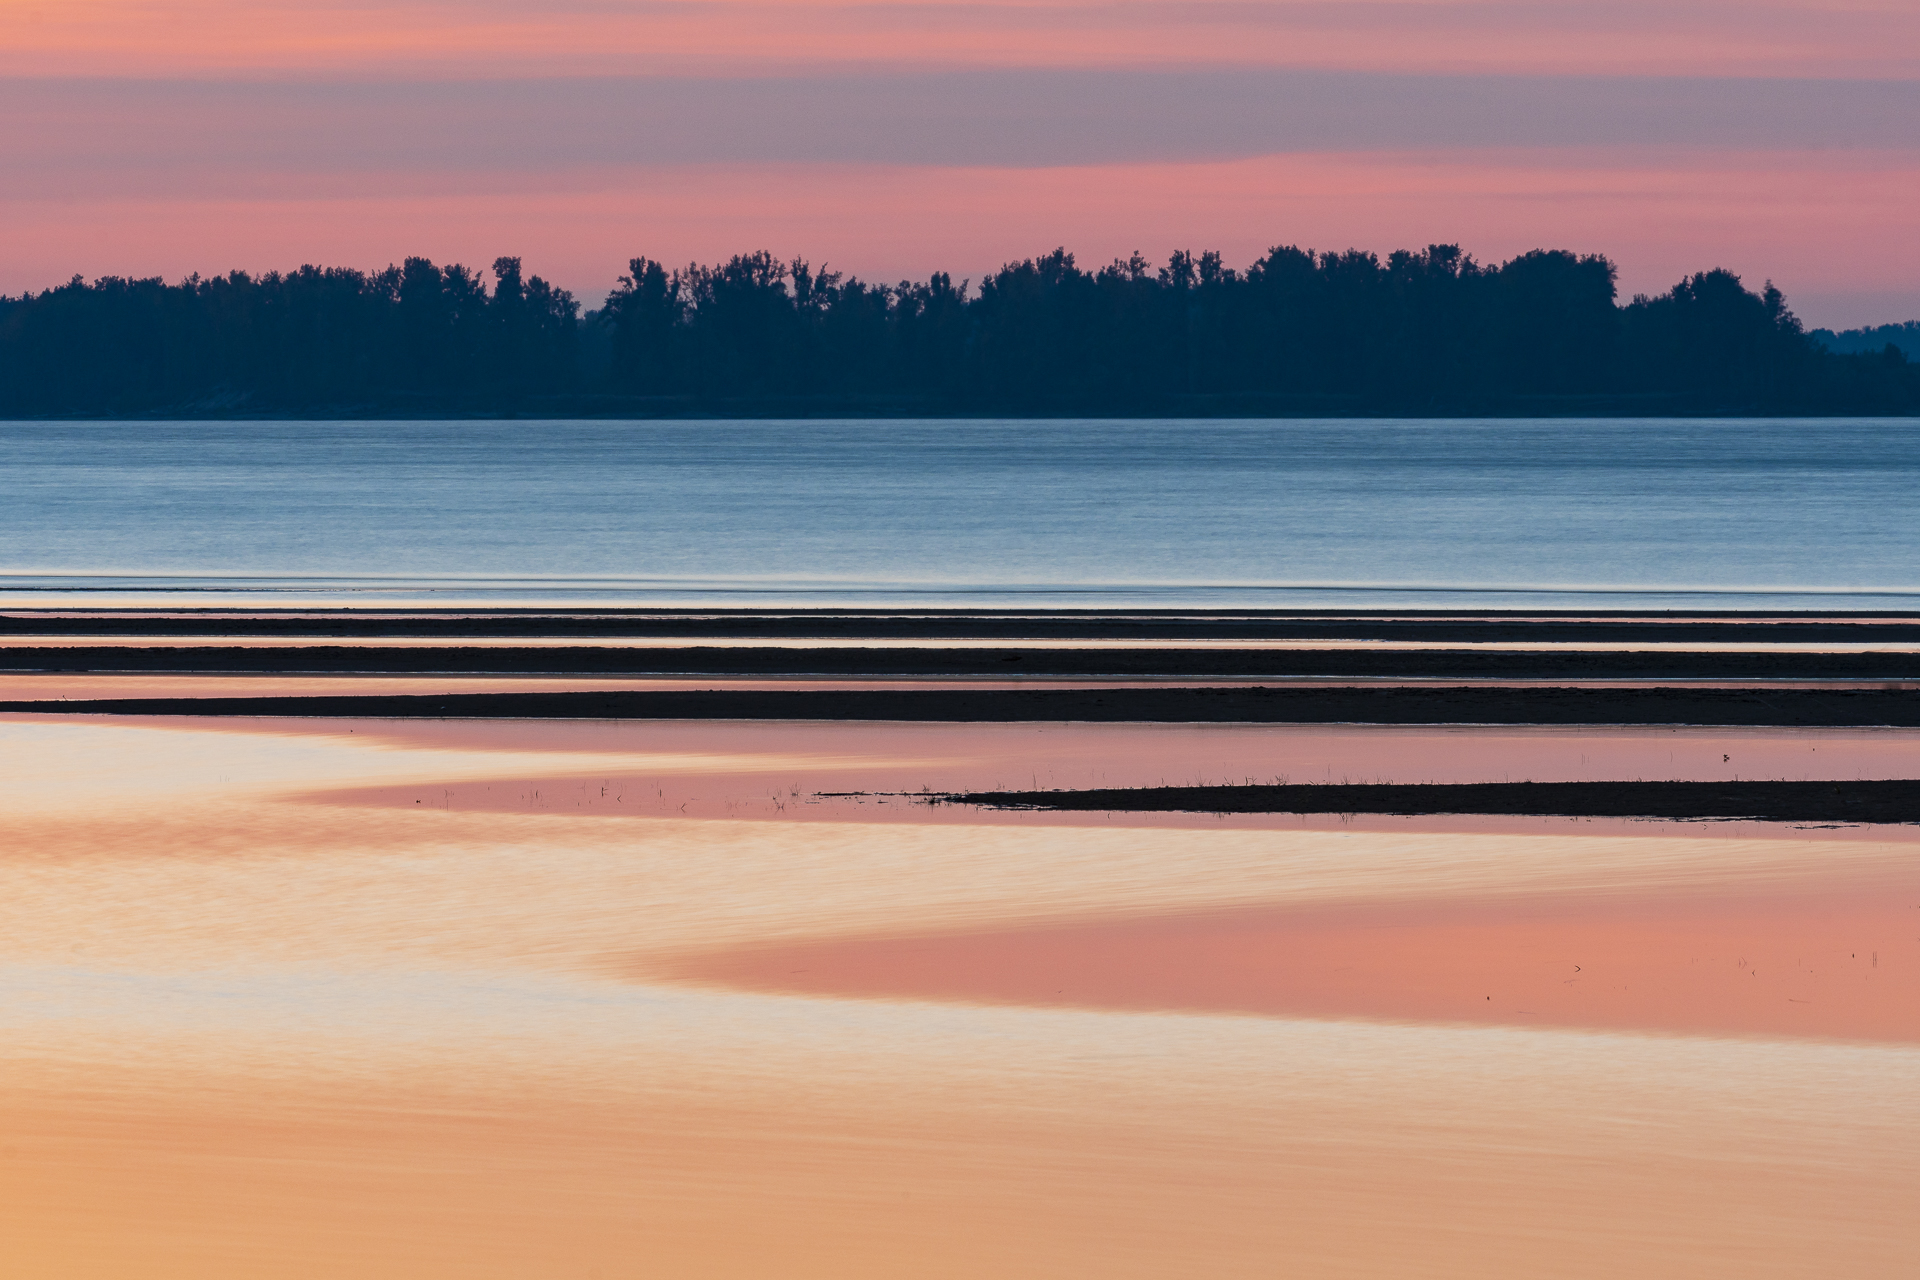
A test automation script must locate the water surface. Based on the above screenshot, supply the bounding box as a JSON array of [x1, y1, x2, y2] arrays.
[[6, 418, 1918, 609]]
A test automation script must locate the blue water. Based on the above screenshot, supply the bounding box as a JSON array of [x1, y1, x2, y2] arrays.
[[4, 418, 1917, 609]]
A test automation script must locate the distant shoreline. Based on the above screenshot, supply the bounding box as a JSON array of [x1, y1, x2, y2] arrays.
[[6, 398, 1920, 421]]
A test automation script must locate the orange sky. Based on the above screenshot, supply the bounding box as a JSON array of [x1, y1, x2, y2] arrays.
[[3, 0, 1917, 325]]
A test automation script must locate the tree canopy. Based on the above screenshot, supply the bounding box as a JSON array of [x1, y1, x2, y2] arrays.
[[2, 246, 1913, 415]]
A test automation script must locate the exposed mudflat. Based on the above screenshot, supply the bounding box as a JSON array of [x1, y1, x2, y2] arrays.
[[5, 684, 1918, 725], [6, 608, 1920, 643], [939, 778, 1920, 823], [3, 643, 1920, 680]]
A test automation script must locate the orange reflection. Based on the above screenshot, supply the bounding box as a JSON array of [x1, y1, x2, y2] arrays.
[[665, 888, 1920, 1042]]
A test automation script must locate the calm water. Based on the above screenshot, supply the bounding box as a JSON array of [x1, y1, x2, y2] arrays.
[[5, 417, 1919, 608]]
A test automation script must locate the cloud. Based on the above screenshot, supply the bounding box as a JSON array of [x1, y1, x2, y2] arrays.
[[8, 0, 1916, 80], [6, 71, 1918, 198]]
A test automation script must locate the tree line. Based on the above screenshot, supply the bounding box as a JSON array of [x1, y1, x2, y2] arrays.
[[1809, 321, 1920, 359], [1, 245, 1914, 415]]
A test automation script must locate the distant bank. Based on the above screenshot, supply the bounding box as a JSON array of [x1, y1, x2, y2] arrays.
[[3, 246, 1915, 418]]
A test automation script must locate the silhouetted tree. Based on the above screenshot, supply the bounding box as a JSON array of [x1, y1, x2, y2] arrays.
[[1623, 269, 1815, 409], [1492, 250, 1619, 395], [601, 257, 683, 394]]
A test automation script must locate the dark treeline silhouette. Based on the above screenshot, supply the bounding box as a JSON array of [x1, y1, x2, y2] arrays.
[[0, 257, 579, 416], [3, 245, 1915, 416], [1811, 320, 1920, 360]]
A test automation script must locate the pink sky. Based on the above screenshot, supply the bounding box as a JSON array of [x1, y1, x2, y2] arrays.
[[4, 0, 1917, 326]]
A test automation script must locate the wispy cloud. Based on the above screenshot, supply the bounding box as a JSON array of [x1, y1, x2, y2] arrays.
[[6, 0, 1917, 76], [7, 72, 1918, 198]]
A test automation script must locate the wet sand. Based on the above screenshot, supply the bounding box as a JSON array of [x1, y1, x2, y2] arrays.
[[34, 713, 1920, 792], [4, 713, 1917, 1277]]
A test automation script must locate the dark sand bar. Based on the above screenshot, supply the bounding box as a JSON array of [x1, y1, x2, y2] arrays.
[[934, 778, 1920, 823], [8, 608, 1920, 643], [6, 684, 1920, 724], [4, 645, 1920, 681]]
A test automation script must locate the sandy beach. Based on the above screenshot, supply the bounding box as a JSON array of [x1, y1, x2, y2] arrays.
[[4, 609, 1918, 1276], [3, 707, 1917, 1277]]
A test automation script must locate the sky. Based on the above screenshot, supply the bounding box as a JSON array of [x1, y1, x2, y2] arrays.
[[3, 0, 1917, 327]]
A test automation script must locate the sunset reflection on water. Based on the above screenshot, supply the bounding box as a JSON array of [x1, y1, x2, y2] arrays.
[[2, 715, 1915, 1278]]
